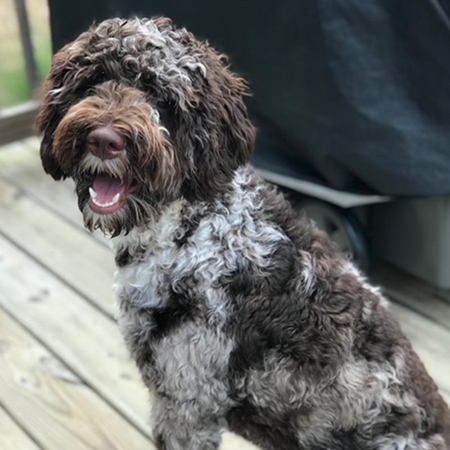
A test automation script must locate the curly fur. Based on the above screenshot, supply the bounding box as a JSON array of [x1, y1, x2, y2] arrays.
[[37, 17, 450, 450]]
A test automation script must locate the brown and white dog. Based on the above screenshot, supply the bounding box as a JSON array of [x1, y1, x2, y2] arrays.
[[37, 17, 450, 450]]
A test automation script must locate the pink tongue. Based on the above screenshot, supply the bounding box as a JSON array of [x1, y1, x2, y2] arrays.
[[93, 174, 126, 202]]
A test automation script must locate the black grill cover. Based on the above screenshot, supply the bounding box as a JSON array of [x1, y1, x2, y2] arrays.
[[49, 0, 450, 196]]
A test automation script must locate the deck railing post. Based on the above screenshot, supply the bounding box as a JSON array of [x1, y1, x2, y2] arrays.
[[0, 0, 41, 147], [14, 0, 41, 99]]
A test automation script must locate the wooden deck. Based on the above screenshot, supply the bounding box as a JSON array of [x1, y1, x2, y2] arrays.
[[0, 137, 449, 450]]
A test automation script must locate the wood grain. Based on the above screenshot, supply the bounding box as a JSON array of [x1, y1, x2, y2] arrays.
[[0, 404, 42, 450], [0, 234, 152, 438], [0, 138, 108, 246], [0, 307, 155, 450], [0, 177, 115, 316]]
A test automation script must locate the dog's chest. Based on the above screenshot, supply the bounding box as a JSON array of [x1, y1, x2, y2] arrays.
[[110, 192, 290, 394], [111, 218, 237, 400], [112, 220, 230, 313], [111, 194, 285, 315], [111, 204, 236, 356]]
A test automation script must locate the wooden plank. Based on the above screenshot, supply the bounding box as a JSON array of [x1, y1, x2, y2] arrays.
[[0, 102, 39, 146], [0, 306, 155, 450], [0, 139, 108, 246], [0, 404, 42, 450], [0, 151, 84, 232], [0, 234, 151, 438], [0, 177, 115, 316], [390, 302, 450, 403], [0, 140, 37, 169], [373, 261, 450, 331]]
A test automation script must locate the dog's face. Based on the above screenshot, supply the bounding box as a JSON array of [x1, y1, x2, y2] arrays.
[[37, 18, 255, 235]]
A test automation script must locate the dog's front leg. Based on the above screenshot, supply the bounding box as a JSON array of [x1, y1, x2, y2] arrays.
[[152, 393, 228, 450], [145, 325, 233, 450]]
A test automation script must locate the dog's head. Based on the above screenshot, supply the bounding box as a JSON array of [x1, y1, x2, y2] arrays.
[[37, 17, 255, 235]]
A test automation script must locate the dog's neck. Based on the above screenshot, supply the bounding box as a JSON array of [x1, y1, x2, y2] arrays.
[[109, 165, 260, 261], [110, 197, 188, 255]]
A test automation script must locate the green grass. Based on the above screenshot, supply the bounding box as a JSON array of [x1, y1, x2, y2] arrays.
[[37, 40, 52, 81], [0, 70, 29, 106], [0, 37, 52, 108]]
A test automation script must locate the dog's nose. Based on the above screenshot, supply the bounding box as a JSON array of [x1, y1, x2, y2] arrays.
[[87, 128, 125, 160]]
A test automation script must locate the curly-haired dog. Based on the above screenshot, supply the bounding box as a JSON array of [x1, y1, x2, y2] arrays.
[[37, 17, 450, 450]]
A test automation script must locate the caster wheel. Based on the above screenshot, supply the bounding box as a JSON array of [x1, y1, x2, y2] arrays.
[[296, 199, 370, 273]]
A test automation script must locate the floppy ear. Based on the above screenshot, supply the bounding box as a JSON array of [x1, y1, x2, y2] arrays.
[[171, 43, 256, 202], [36, 39, 90, 180], [36, 77, 66, 180]]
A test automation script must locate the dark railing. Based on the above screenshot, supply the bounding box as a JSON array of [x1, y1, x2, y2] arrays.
[[0, 0, 41, 147]]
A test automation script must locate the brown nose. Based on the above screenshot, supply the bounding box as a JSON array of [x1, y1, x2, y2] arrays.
[[87, 128, 125, 160]]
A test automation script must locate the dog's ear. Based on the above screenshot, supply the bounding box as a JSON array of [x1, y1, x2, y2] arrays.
[[205, 57, 256, 168], [36, 40, 88, 180], [173, 44, 256, 201], [36, 77, 66, 180], [36, 43, 77, 180]]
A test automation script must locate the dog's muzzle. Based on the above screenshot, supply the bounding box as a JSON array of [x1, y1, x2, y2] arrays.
[[84, 127, 134, 214]]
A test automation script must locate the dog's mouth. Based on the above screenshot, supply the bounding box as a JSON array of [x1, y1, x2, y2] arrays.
[[88, 173, 136, 214]]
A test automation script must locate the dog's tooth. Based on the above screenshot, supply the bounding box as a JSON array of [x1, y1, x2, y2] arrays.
[[90, 190, 120, 209], [89, 187, 98, 199]]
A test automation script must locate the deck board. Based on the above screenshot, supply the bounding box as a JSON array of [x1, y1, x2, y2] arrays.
[[373, 261, 450, 331], [0, 234, 151, 437], [390, 303, 450, 401], [0, 405, 42, 450], [0, 138, 108, 246], [0, 307, 154, 450], [0, 176, 115, 317], [0, 138, 449, 449]]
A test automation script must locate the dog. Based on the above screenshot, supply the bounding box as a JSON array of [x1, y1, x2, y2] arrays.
[[37, 17, 450, 450]]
